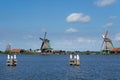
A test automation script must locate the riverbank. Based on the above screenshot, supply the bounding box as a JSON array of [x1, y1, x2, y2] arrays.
[[0, 50, 120, 55]]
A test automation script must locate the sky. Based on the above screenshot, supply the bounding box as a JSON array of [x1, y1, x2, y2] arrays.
[[0, 0, 120, 51]]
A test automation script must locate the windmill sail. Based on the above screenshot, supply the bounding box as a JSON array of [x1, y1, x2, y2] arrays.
[[105, 31, 108, 38]]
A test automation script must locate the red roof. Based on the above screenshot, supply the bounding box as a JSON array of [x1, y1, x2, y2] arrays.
[[53, 50, 61, 53], [11, 49, 21, 53], [111, 48, 120, 52]]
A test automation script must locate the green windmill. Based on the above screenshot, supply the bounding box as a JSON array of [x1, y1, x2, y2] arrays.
[[40, 32, 52, 53]]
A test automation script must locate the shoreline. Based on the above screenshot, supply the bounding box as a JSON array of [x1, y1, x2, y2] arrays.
[[0, 51, 120, 55]]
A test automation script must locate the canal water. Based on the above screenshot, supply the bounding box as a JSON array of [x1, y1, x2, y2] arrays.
[[0, 54, 120, 80]]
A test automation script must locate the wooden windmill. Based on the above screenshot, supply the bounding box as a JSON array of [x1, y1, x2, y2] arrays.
[[100, 31, 114, 54], [40, 32, 52, 53]]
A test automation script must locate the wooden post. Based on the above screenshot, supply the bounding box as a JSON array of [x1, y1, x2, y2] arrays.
[[69, 54, 80, 66], [13, 55, 17, 66], [7, 55, 17, 66], [7, 54, 11, 66], [76, 54, 80, 66], [69, 54, 74, 65], [73, 55, 77, 65]]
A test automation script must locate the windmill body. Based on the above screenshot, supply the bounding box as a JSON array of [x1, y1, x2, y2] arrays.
[[40, 32, 52, 53], [104, 38, 113, 50], [101, 31, 113, 54]]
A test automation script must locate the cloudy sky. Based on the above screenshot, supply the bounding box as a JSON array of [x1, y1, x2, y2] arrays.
[[0, 0, 120, 51]]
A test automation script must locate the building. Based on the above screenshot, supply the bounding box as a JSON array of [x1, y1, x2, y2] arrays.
[[11, 49, 21, 53], [111, 48, 120, 53]]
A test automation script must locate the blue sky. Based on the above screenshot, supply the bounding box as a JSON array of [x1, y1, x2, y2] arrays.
[[0, 0, 120, 51]]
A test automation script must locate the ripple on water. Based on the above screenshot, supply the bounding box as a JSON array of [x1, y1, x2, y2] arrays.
[[0, 54, 120, 80]]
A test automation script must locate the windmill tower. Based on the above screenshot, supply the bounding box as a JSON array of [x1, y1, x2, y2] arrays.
[[40, 32, 52, 53], [100, 31, 114, 54]]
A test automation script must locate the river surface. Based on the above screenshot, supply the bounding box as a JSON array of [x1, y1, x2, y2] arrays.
[[0, 54, 120, 80]]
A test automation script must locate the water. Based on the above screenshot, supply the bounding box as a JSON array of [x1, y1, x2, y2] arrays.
[[0, 54, 120, 80]]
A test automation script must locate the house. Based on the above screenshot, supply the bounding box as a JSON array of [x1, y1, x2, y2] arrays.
[[111, 48, 120, 53], [11, 49, 21, 53]]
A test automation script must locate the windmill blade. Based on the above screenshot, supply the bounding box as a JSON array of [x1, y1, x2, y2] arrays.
[[44, 32, 47, 39], [100, 40, 104, 51], [105, 31, 108, 38], [41, 42, 44, 49], [102, 35, 105, 39], [40, 38, 43, 40]]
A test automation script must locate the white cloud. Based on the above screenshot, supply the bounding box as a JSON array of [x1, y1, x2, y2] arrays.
[[41, 28, 47, 32], [0, 42, 2, 45], [66, 13, 90, 23], [27, 35, 33, 38], [95, 0, 116, 7], [115, 33, 120, 41], [23, 35, 34, 39], [66, 28, 78, 33], [25, 42, 40, 49], [52, 37, 97, 51], [77, 37, 96, 43], [103, 23, 113, 28], [109, 16, 117, 19], [52, 39, 74, 50], [54, 39, 73, 46]]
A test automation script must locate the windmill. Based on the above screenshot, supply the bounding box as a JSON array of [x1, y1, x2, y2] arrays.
[[100, 31, 114, 54], [40, 32, 52, 53]]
